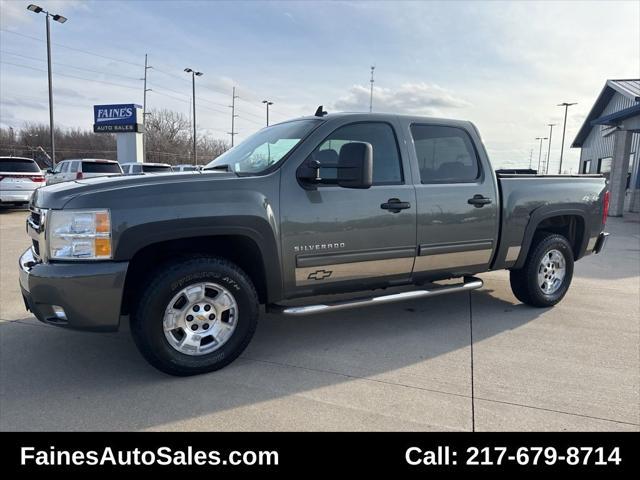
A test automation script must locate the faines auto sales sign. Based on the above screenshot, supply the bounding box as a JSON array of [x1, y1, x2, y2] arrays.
[[93, 104, 144, 133]]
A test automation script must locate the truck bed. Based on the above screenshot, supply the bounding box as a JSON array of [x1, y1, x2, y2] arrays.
[[493, 173, 607, 270]]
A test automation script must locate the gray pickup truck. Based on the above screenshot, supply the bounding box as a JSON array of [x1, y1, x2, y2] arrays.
[[20, 112, 610, 375]]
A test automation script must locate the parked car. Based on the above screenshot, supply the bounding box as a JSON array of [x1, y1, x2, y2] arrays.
[[20, 112, 610, 376], [172, 164, 199, 172], [46, 159, 122, 185], [0, 156, 45, 206], [121, 162, 173, 174]]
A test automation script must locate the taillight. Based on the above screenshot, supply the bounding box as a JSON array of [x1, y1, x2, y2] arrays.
[[76, 171, 83, 180], [30, 176, 45, 182], [602, 190, 610, 225]]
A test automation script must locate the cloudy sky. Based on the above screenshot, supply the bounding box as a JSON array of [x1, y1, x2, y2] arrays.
[[1, 0, 638, 171]]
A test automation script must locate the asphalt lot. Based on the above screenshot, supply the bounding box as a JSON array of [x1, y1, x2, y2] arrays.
[[1, 206, 638, 431]]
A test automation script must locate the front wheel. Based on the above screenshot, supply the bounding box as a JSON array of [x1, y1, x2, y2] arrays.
[[131, 257, 259, 376], [509, 233, 574, 308]]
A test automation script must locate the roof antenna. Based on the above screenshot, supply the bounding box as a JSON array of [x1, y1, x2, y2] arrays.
[[314, 105, 327, 117]]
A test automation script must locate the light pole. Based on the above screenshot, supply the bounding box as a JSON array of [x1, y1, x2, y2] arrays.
[[27, 4, 67, 166], [557, 102, 577, 174], [546, 123, 556, 174], [142, 54, 152, 162], [535, 137, 548, 173], [184, 68, 203, 165], [262, 100, 273, 126], [369, 65, 375, 112]]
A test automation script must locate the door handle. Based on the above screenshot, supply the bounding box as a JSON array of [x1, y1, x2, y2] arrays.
[[381, 198, 411, 212], [467, 194, 492, 207]]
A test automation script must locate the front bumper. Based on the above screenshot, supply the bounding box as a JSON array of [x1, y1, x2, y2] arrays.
[[19, 247, 129, 331], [594, 232, 609, 254], [0, 190, 34, 203]]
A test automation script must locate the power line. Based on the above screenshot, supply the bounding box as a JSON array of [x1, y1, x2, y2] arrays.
[[1, 60, 141, 91], [2, 29, 302, 120], [150, 89, 229, 117], [0, 28, 144, 68], [236, 115, 263, 126], [2, 93, 89, 109], [0, 50, 142, 81]]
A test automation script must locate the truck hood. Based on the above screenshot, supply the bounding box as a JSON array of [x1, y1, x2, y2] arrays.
[[32, 171, 237, 209]]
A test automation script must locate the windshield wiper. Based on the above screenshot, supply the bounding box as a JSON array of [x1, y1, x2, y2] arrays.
[[203, 164, 238, 175]]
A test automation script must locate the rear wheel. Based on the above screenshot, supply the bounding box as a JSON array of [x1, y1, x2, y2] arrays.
[[131, 256, 259, 376], [509, 233, 574, 308]]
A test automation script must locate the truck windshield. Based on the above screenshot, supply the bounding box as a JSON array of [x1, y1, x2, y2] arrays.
[[204, 119, 321, 174]]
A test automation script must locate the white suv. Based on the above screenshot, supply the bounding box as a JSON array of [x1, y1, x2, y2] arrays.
[[121, 162, 174, 174], [0, 156, 45, 206], [46, 159, 122, 185]]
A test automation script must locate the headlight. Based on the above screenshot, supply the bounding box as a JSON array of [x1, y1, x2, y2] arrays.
[[48, 209, 112, 260]]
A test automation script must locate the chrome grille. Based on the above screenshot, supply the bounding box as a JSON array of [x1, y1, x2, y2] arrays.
[[29, 209, 41, 228], [27, 207, 45, 261]]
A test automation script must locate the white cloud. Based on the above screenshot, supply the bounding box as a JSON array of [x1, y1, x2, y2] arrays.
[[334, 82, 470, 115]]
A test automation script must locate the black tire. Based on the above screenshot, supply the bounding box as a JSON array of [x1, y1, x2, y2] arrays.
[[509, 233, 574, 308], [131, 256, 259, 376]]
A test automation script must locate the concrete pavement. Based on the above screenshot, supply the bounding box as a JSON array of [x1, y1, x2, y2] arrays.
[[1, 206, 638, 431]]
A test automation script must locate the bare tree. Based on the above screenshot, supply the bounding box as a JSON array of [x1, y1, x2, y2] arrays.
[[0, 108, 230, 167], [144, 108, 229, 164]]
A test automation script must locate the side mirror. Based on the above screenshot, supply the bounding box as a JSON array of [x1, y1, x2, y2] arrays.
[[298, 142, 373, 189], [336, 142, 373, 189], [45, 168, 53, 174]]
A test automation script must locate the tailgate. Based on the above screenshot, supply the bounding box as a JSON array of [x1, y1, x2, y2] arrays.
[[0, 172, 44, 191]]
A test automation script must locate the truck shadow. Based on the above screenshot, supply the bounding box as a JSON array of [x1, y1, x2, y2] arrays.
[[0, 282, 545, 431]]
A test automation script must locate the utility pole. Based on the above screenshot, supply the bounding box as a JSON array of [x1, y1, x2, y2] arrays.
[[142, 54, 152, 162], [557, 102, 577, 174], [369, 65, 375, 112], [535, 137, 548, 173], [546, 123, 556, 174], [528, 148, 534, 169], [262, 99, 273, 126], [229, 87, 239, 146], [184, 68, 203, 164], [27, 4, 67, 166]]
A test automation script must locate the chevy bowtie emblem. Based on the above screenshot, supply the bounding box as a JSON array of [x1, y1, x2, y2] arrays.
[[307, 269, 333, 280]]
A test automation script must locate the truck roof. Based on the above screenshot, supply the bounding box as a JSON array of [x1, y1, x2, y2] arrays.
[[277, 111, 475, 129], [60, 158, 118, 163]]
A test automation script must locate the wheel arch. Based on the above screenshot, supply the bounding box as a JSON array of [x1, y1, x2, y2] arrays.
[[120, 229, 282, 315], [513, 206, 590, 270]]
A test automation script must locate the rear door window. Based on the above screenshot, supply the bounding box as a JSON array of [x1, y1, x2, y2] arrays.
[[0, 158, 40, 172], [143, 165, 172, 173], [411, 125, 481, 183], [82, 162, 121, 174]]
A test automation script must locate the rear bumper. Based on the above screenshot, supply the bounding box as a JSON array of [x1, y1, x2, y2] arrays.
[[593, 231, 609, 254], [0, 190, 34, 203], [19, 247, 128, 331]]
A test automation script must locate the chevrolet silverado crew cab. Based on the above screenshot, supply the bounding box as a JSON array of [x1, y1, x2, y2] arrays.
[[20, 112, 610, 376]]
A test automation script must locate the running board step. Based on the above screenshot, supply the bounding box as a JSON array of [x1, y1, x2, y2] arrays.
[[269, 276, 483, 316]]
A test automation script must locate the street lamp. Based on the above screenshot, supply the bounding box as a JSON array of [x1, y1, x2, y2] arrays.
[[27, 4, 67, 166], [262, 100, 273, 126], [184, 68, 203, 164], [535, 137, 548, 173], [546, 123, 556, 174], [557, 102, 577, 174]]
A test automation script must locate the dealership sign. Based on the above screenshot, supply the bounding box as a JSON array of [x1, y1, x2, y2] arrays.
[[93, 104, 144, 133]]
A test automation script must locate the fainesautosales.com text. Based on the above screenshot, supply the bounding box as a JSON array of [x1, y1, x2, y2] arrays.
[[20, 446, 279, 467]]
